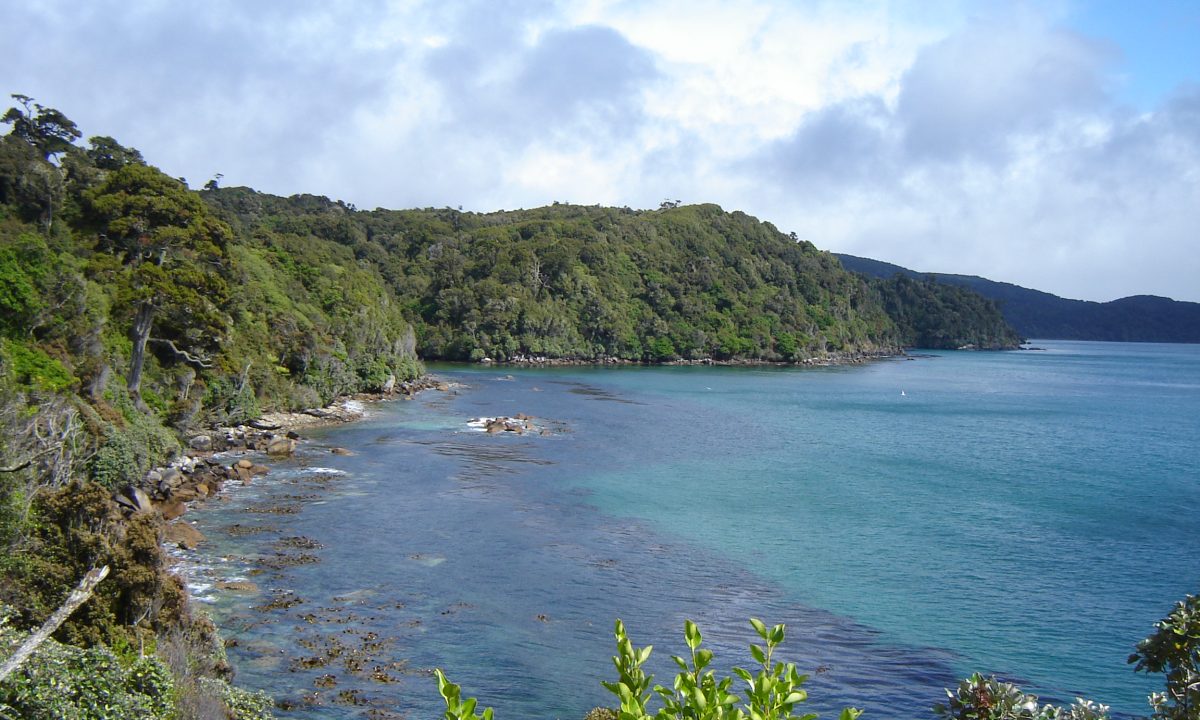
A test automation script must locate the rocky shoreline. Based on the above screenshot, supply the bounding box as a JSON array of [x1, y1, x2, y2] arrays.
[[481, 348, 903, 367], [115, 375, 450, 552]]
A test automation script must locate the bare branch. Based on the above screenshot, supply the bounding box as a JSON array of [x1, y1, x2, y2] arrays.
[[0, 566, 110, 682], [148, 337, 214, 368]]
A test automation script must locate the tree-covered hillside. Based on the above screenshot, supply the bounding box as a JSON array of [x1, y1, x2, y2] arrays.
[[0, 96, 422, 718], [203, 190, 906, 363], [836, 253, 1200, 343], [871, 274, 1024, 350]]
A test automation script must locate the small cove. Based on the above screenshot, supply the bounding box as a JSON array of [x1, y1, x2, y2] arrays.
[[175, 341, 1200, 719]]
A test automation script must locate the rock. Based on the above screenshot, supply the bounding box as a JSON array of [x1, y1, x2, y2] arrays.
[[234, 465, 253, 483], [124, 484, 153, 511], [436, 383, 450, 391], [330, 447, 354, 456], [189, 434, 213, 451], [195, 483, 209, 498], [382, 374, 396, 394], [160, 499, 186, 521], [286, 430, 300, 440], [161, 467, 183, 488], [249, 464, 269, 476], [236, 459, 254, 469], [216, 580, 259, 593], [164, 522, 206, 549], [173, 487, 199, 503], [249, 418, 282, 431], [144, 469, 162, 484]]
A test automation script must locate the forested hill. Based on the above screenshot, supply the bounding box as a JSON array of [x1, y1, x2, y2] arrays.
[[836, 253, 1200, 343], [203, 190, 902, 362], [202, 189, 1023, 359]]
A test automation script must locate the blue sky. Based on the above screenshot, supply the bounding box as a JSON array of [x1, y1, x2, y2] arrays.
[[1067, 0, 1199, 108], [1, 0, 1197, 302]]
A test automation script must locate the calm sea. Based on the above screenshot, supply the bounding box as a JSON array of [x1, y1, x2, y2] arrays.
[[178, 340, 1200, 719]]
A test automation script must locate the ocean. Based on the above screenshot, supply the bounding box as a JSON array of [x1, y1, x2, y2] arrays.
[[177, 340, 1200, 719]]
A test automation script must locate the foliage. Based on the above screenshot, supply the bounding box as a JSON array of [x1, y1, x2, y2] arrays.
[[1, 338, 76, 393], [838, 253, 1200, 344], [88, 390, 180, 489], [0, 607, 175, 719], [1129, 593, 1200, 720], [197, 677, 276, 720], [438, 618, 861, 720], [934, 674, 1110, 720], [204, 191, 902, 362], [867, 274, 1023, 350], [1, 94, 81, 160], [85, 163, 232, 400], [436, 669, 495, 720]]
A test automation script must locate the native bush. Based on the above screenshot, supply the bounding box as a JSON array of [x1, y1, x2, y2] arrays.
[[0, 607, 175, 719], [1129, 593, 1200, 720], [437, 618, 862, 720]]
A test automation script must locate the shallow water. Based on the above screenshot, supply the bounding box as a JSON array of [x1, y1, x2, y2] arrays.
[[176, 341, 1200, 719]]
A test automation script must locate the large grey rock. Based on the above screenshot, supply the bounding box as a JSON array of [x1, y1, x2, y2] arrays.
[[266, 437, 295, 456], [188, 435, 213, 451], [160, 467, 183, 488], [124, 486, 154, 513]]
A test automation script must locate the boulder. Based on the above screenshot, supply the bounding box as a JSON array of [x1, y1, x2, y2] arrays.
[[330, 447, 354, 456], [216, 580, 259, 593], [189, 435, 213, 451], [123, 486, 154, 513], [160, 467, 183, 488], [265, 436, 294, 456], [164, 522, 206, 550], [236, 458, 254, 469], [160, 499, 186, 521], [382, 374, 396, 394]]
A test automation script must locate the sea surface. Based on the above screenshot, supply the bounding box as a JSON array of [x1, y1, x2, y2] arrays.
[[176, 340, 1200, 719]]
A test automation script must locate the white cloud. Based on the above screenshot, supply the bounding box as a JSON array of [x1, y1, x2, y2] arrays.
[[0, 0, 1196, 301]]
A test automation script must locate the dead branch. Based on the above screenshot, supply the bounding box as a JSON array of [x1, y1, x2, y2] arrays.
[[0, 565, 110, 683], [149, 337, 214, 368]]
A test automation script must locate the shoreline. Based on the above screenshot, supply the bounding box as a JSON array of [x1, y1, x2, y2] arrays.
[[458, 347, 907, 368], [129, 375, 450, 548]]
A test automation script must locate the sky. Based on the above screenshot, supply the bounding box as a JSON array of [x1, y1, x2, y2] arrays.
[[2, 0, 1197, 302]]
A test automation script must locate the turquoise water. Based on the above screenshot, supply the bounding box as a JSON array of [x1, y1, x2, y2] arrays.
[[180, 341, 1200, 719]]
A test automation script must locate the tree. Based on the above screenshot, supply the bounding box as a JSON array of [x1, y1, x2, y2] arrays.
[[1130, 593, 1200, 720], [1, 94, 81, 160], [85, 135, 144, 171], [85, 164, 231, 405]]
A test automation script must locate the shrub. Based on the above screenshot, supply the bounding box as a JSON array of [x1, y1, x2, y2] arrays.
[[436, 618, 862, 720]]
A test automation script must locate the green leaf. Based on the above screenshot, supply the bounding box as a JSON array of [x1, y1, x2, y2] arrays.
[[749, 618, 768, 640], [769, 625, 786, 646], [750, 644, 766, 664]]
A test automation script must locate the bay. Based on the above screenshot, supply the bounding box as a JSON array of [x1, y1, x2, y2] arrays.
[[177, 340, 1200, 719]]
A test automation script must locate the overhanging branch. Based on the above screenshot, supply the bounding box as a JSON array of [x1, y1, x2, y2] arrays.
[[149, 337, 214, 368]]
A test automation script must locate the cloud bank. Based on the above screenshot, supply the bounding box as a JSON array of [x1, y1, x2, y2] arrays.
[[1, 0, 1196, 301]]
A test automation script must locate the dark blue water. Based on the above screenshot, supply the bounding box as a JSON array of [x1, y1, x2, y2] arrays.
[[178, 341, 1200, 719]]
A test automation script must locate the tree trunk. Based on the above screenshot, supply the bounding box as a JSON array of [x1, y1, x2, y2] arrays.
[[127, 301, 155, 402]]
